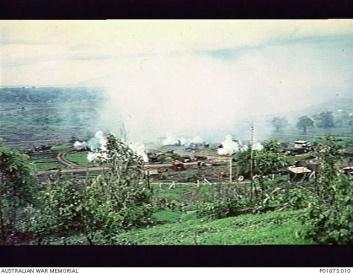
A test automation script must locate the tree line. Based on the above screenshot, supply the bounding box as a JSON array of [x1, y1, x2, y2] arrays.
[[272, 111, 353, 134]]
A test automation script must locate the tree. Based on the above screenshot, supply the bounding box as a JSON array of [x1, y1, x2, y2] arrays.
[[0, 145, 36, 245], [314, 112, 335, 129], [235, 139, 289, 178], [254, 151, 290, 176], [31, 134, 153, 245], [271, 117, 288, 132], [296, 116, 314, 134], [334, 110, 351, 128], [95, 134, 145, 185], [262, 139, 282, 153], [303, 137, 353, 244]]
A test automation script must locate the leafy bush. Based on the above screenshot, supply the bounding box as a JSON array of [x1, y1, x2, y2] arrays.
[[302, 137, 353, 244], [30, 134, 154, 244], [0, 145, 37, 245], [255, 186, 316, 213], [195, 185, 251, 220], [304, 174, 353, 244]]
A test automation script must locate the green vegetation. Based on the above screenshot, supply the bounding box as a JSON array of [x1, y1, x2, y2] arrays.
[[2, 133, 353, 245], [0, 145, 38, 245], [303, 137, 353, 244], [29, 155, 62, 171], [65, 151, 91, 166], [29, 134, 153, 245], [113, 209, 311, 245], [152, 209, 184, 223], [33, 161, 61, 171]]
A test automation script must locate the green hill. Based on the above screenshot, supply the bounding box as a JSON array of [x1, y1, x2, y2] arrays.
[[113, 209, 313, 245]]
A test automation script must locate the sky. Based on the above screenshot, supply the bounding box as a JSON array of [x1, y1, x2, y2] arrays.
[[1, 20, 353, 142]]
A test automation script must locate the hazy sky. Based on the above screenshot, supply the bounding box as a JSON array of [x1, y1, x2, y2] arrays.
[[1, 20, 353, 141]]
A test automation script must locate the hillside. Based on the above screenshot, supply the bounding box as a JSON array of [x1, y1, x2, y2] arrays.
[[112, 209, 313, 245]]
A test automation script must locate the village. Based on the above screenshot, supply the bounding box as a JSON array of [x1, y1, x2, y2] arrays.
[[25, 136, 353, 185]]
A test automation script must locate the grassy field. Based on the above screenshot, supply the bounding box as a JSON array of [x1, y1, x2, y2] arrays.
[[113, 209, 312, 245], [65, 151, 92, 166], [30, 155, 63, 171]]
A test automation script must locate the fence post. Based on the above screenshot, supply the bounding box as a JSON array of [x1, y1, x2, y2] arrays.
[[168, 181, 175, 189]]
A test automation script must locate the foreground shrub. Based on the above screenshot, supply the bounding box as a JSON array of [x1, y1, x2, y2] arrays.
[[0, 145, 37, 245], [304, 174, 353, 244], [302, 137, 353, 244], [30, 134, 154, 245]]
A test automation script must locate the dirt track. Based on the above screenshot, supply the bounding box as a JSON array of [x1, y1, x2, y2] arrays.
[[56, 149, 78, 168]]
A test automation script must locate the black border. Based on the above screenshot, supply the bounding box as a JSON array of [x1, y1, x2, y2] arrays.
[[0, 0, 353, 19], [0, 245, 353, 267], [1, 0, 353, 268]]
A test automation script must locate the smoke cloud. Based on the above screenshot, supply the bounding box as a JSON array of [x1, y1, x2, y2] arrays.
[[94, 38, 352, 144], [84, 131, 149, 163]]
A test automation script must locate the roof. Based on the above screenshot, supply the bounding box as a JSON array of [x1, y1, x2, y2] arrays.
[[287, 166, 312, 174], [294, 140, 308, 144]]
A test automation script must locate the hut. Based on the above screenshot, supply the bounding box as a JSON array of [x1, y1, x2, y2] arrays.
[[287, 166, 312, 182]]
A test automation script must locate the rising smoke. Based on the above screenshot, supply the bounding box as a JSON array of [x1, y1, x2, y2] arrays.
[[162, 134, 204, 146], [92, 39, 351, 145], [80, 130, 149, 163]]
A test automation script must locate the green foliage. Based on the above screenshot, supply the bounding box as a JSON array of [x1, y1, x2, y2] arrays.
[[315, 136, 341, 201], [304, 174, 353, 244], [0, 145, 37, 244], [94, 134, 145, 185], [236, 139, 289, 177], [255, 185, 317, 213], [262, 139, 282, 153], [113, 209, 311, 245], [254, 150, 290, 175], [65, 151, 91, 166], [235, 148, 252, 178], [152, 209, 183, 223], [29, 179, 84, 243], [303, 136, 353, 244], [31, 134, 154, 244], [80, 176, 153, 244]]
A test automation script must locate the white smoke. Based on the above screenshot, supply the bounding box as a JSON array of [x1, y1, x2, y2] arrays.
[[239, 141, 264, 152], [162, 134, 204, 146], [128, 142, 149, 162], [162, 134, 180, 146], [86, 130, 148, 163], [252, 142, 264, 151], [217, 135, 240, 155], [73, 141, 87, 150], [94, 38, 350, 143], [87, 130, 108, 151]]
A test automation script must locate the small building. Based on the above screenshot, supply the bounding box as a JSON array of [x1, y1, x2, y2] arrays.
[[145, 169, 159, 176], [294, 140, 309, 149], [287, 166, 312, 182]]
